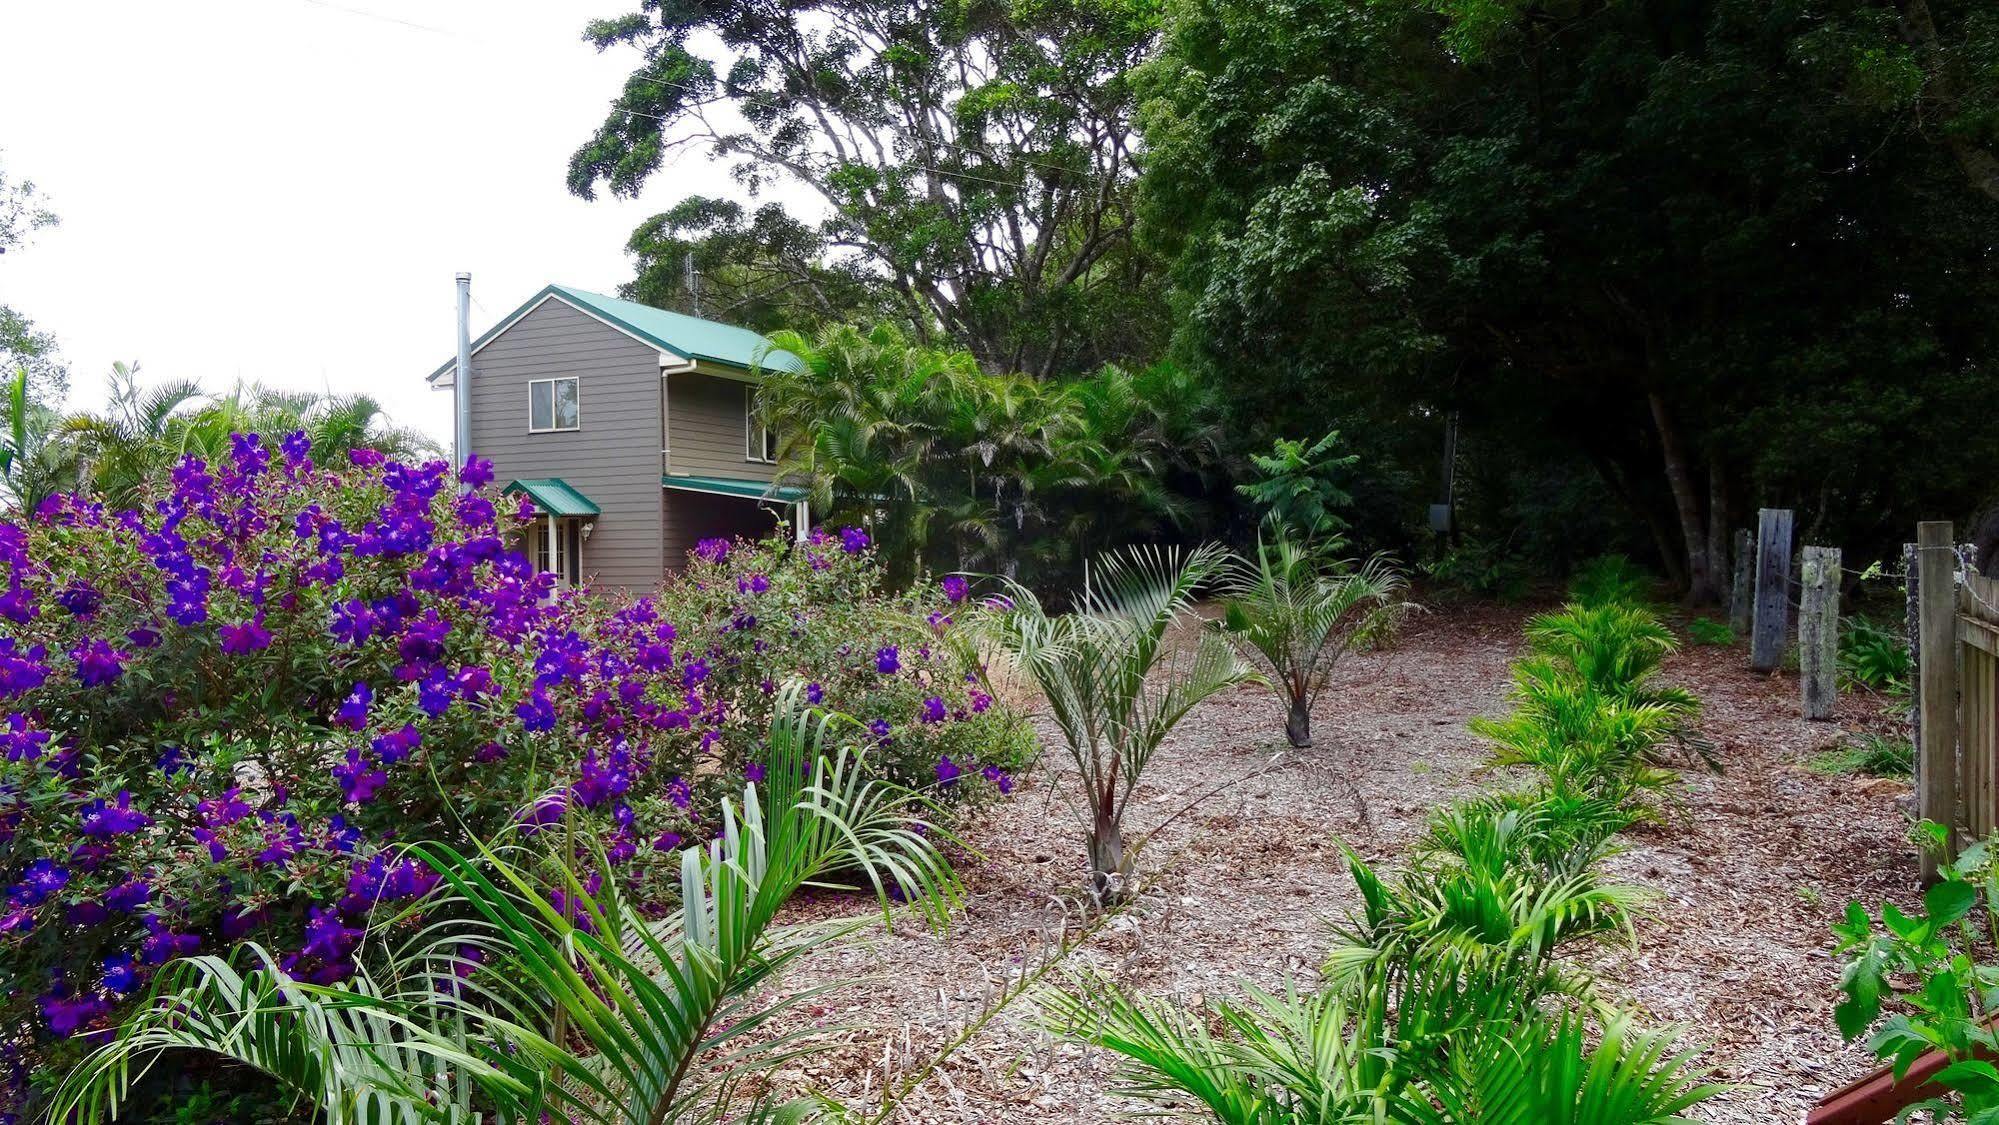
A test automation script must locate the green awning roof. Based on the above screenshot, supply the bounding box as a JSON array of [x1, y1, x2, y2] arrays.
[[502, 478, 600, 517], [662, 474, 808, 504]]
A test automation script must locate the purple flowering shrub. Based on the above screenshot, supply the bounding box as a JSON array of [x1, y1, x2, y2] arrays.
[[657, 532, 1029, 807], [0, 436, 1025, 1081]]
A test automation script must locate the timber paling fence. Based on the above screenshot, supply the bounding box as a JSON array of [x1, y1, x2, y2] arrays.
[[1912, 520, 1999, 881], [1807, 519, 1998, 1125]]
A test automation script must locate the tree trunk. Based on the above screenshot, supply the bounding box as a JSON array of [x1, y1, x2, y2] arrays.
[[1087, 811, 1125, 904], [1647, 391, 1719, 603], [1705, 454, 1730, 598], [1285, 696, 1313, 748]]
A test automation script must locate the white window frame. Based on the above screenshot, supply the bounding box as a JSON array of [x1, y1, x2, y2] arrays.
[[528, 377, 581, 434], [744, 385, 776, 463]]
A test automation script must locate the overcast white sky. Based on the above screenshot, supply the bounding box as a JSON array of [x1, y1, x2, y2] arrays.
[[2, 0, 784, 444]]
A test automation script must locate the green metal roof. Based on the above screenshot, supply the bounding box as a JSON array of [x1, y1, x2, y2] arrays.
[[429, 284, 804, 383], [662, 474, 808, 504], [502, 478, 600, 517]]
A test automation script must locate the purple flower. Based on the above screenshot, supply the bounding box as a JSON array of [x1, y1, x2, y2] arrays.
[[694, 538, 730, 563], [516, 688, 556, 732], [335, 682, 371, 731], [682, 658, 711, 688], [459, 454, 495, 488], [333, 748, 387, 805], [0, 712, 50, 761], [11, 858, 69, 904], [941, 575, 968, 603], [981, 764, 1014, 794], [667, 776, 693, 809], [281, 430, 312, 466], [744, 762, 766, 784], [101, 952, 139, 995], [651, 831, 684, 852], [737, 573, 771, 595], [219, 615, 273, 654], [868, 718, 893, 742], [55, 581, 102, 618], [875, 646, 900, 674], [371, 724, 422, 765], [919, 696, 947, 724], [105, 878, 151, 913], [935, 756, 962, 787], [79, 791, 152, 837], [301, 906, 364, 962], [40, 977, 109, 1038], [806, 681, 824, 705], [840, 526, 870, 553], [70, 639, 127, 687]]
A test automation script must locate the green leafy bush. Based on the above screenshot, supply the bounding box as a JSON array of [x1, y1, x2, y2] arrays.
[[1810, 733, 1915, 778], [1422, 539, 1532, 601], [1839, 616, 1913, 691], [1834, 825, 1999, 1122], [1687, 617, 1735, 646], [1567, 554, 1654, 608]]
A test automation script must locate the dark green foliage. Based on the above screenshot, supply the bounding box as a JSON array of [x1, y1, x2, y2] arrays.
[[757, 322, 1227, 586], [1567, 555, 1656, 610], [1235, 431, 1358, 540], [1137, 0, 1999, 590], [1840, 615, 1914, 691], [1687, 618, 1736, 646], [1422, 539, 1533, 602], [572, 0, 1167, 377], [1810, 733, 1916, 778]]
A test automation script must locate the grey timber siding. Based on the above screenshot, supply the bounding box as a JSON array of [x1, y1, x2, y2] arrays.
[[466, 297, 664, 591], [665, 372, 778, 482]]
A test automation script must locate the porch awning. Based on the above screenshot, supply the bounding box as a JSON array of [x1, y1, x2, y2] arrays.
[[661, 474, 808, 504], [502, 478, 600, 517]]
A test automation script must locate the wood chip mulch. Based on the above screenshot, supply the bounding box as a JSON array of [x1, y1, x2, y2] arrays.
[[768, 603, 1914, 1123]]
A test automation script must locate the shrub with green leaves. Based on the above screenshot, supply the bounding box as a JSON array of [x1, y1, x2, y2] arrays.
[[1834, 824, 1999, 1122], [1687, 617, 1734, 646], [1810, 733, 1915, 778], [1567, 554, 1655, 608], [1049, 786, 1717, 1124], [1840, 615, 1913, 692]]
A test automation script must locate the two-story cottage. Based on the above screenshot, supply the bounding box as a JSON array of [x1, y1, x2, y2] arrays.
[[428, 284, 808, 591]]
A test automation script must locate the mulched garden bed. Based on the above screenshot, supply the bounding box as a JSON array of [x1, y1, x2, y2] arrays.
[[774, 602, 1913, 1123]]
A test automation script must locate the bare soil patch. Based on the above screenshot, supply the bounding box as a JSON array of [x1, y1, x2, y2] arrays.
[[779, 602, 1913, 1123]]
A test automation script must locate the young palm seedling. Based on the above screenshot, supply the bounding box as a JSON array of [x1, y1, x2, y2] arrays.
[[1217, 531, 1408, 747], [980, 543, 1257, 905]]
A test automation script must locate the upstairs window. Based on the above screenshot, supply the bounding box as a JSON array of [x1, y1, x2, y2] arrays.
[[529, 377, 580, 432], [745, 385, 777, 463]]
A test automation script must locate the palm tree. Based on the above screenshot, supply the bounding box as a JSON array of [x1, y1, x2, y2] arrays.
[[54, 687, 959, 1124], [1218, 533, 1409, 747], [62, 362, 206, 508], [0, 366, 79, 512], [981, 544, 1258, 904]]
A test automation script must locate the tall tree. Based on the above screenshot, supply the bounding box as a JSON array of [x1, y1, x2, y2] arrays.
[[0, 152, 70, 407], [1140, 0, 1999, 594], [570, 0, 1168, 376]]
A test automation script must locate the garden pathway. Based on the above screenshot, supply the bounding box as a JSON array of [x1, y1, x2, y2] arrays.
[[777, 603, 1912, 1123]]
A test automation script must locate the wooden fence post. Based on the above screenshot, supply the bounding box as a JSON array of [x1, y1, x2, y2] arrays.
[[1730, 528, 1754, 634], [1918, 520, 1960, 882], [1751, 509, 1795, 673], [1800, 546, 1841, 720]]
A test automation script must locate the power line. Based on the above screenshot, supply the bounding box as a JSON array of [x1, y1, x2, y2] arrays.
[[294, 0, 456, 36]]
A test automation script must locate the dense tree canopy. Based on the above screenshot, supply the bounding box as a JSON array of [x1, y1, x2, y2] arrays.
[[1139, 0, 1999, 589], [573, 0, 1169, 376]]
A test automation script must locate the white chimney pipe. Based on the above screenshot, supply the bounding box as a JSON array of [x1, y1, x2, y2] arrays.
[[454, 272, 472, 477]]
